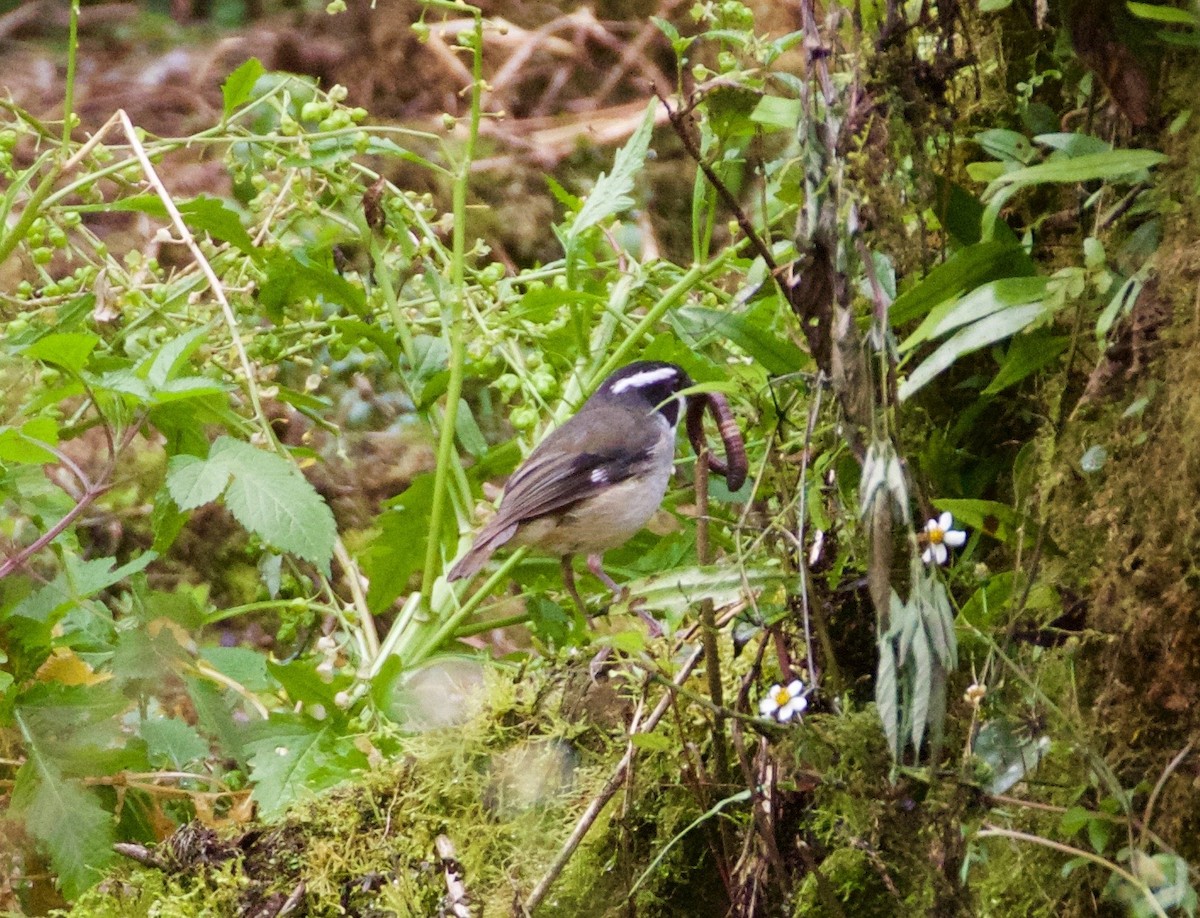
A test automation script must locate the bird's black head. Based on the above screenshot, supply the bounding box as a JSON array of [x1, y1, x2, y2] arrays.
[[591, 361, 692, 426]]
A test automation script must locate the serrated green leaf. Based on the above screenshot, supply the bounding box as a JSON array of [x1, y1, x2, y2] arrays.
[[211, 438, 336, 572], [12, 712, 115, 899], [141, 717, 210, 768], [166, 453, 231, 509], [258, 248, 366, 320], [111, 625, 185, 684], [267, 658, 347, 707], [245, 714, 367, 819], [21, 333, 100, 373], [200, 646, 273, 690], [569, 100, 656, 241], [674, 304, 806, 375], [151, 486, 189, 553], [222, 57, 266, 116], [179, 196, 258, 257], [90, 368, 152, 401], [185, 676, 247, 767], [363, 473, 438, 612]]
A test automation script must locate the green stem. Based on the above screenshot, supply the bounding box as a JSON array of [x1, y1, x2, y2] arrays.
[[63, 1, 80, 149], [592, 242, 746, 385], [411, 549, 526, 664], [419, 2, 483, 609]]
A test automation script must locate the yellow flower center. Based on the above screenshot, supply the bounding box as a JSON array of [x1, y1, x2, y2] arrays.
[[774, 687, 791, 705], [929, 527, 945, 545]]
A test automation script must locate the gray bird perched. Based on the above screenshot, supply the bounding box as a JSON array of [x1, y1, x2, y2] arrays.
[[447, 361, 696, 610]]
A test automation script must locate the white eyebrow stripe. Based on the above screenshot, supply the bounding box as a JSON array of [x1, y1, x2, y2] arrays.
[[610, 366, 678, 394]]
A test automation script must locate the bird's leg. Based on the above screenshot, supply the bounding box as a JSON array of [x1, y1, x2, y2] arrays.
[[561, 555, 589, 617], [587, 553, 661, 637], [585, 553, 623, 595]]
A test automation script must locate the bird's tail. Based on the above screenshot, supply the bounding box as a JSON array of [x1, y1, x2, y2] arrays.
[[446, 519, 519, 582]]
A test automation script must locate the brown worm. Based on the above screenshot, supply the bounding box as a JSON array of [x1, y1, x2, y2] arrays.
[[686, 392, 748, 492]]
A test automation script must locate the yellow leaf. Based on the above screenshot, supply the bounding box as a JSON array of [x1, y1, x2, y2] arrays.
[[36, 647, 110, 686]]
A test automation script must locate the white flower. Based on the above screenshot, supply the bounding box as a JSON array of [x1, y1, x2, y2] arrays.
[[921, 511, 966, 565], [759, 680, 808, 723]]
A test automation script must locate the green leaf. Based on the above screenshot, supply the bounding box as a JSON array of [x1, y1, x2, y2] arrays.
[[623, 565, 786, 618], [975, 128, 1035, 164], [899, 301, 1052, 400], [179, 196, 258, 257], [875, 633, 900, 759], [0, 418, 59, 464], [750, 95, 802, 132], [1060, 805, 1094, 836], [106, 196, 258, 258], [1127, 1, 1199, 24], [959, 573, 1016, 630], [152, 377, 229, 404], [212, 438, 337, 572], [909, 628, 932, 755], [890, 241, 1035, 326], [982, 331, 1070, 395], [141, 717, 210, 768], [985, 149, 1167, 198], [245, 714, 367, 820], [21, 333, 100, 373], [167, 439, 336, 571], [12, 712, 115, 899], [258, 248, 367, 320], [222, 57, 266, 116], [455, 398, 488, 458], [630, 732, 674, 752], [932, 498, 1020, 543], [900, 277, 1050, 353], [362, 474, 438, 612], [144, 326, 211, 389], [166, 453, 232, 509], [1033, 132, 1112, 157], [185, 676, 247, 767], [674, 304, 806, 375], [200, 646, 272, 691], [267, 658, 347, 707], [568, 100, 656, 241]]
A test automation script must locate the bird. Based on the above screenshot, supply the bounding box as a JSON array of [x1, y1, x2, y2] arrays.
[[447, 360, 694, 611]]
